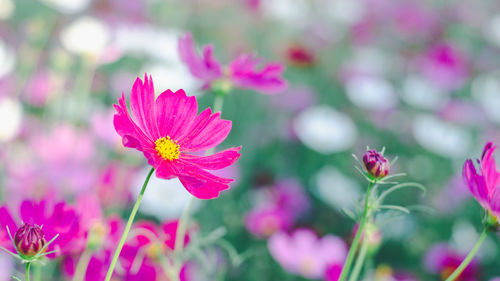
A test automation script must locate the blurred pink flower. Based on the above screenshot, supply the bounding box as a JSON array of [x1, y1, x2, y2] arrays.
[[0, 199, 84, 258], [245, 207, 293, 238], [113, 74, 241, 199], [417, 43, 469, 91], [245, 178, 310, 238], [178, 32, 287, 94], [91, 109, 121, 147], [178, 33, 223, 90], [119, 220, 190, 281], [390, 0, 439, 38], [62, 216, 124, 281], [24, 70, 54, 107], [424, 243, 479, 281], [268, 229, 347, 279], [463, 142, 500, 221]]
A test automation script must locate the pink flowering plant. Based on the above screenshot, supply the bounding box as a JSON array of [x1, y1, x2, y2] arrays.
[[3, 1, 500, 281]]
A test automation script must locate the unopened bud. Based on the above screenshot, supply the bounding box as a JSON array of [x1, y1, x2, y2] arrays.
[[363, 150, 390, 179], [14, 223, 46, 258]]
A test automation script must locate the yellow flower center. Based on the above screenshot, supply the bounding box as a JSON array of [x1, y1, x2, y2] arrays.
[[155, 136, 180, 160], [146, 242, 166, 260]]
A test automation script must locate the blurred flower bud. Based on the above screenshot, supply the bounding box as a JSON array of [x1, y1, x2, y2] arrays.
[[363, 149, 390, 179], [14, 223, 46, 258]]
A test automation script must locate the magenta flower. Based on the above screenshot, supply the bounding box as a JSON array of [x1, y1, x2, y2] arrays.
[[268, 229, 347, 279], [463, 142, 500, 225], [178, 32, 287, 95], [424, 243, 479, 281], [0, 199, 83, 258], [62, 216, 124, 281], [119, 220, 190, 281], [113, 74, 241, 199]]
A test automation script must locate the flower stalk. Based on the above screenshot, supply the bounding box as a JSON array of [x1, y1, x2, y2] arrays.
[[338, 182, 373, 281], [104, 167, 155, 281], [25, 262, 31, 281], [444, 229, 487, 281]]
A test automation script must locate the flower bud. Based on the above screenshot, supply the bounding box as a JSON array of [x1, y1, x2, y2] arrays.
[[14, 223, 46, 258], [363, 150, 390, 179]]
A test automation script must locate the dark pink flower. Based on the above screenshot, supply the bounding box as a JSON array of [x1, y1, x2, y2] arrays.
[[424, 243, 479, 281], [62, 216, 124, 281], [119, 220, 190, 281], [178, 32, 287, 95], [463, 142, 500, 221], [113, 74, 241, 199], [0, 199, 83, 258]]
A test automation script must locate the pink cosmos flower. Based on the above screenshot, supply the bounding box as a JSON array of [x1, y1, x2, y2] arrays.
[[178, 32, 287, 95], [0, 199, 83, 258], [424, 243, 479, 281], [113, 74, 241, 199], [119, 220, 190, 281], [463, 142, 500, 221], [268, 229, 347, 279]]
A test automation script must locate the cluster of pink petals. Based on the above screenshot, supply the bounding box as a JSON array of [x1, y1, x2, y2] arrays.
[[245, 179, 309, 238], [268, 229, 347, 280], [0, 199, 84, 258], [178, 32, 287, 95], [62, 216, 123, 281], [113, 74, 241, 199], [424, 243, 479, 281], [119, 220, 190, 281], [463, 142, 500, 219]]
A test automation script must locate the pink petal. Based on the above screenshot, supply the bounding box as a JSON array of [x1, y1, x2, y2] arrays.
[[180, 147, 241, 170], [463, 159, 489, 207], [178, 108, 232, 152], [0, 206, 17, 249], [113, 93, 155, 151], [175, 160, 233, 199], [155, 89, 198, 140], [178, 32, 222, 83], [480, 142, 500, 196], [489, 187, 500, 219], [129, 75, 159, 139]]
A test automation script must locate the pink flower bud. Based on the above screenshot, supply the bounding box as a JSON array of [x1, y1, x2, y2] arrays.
[[14, 223, 46, 258], [363, 150, 390, 179]]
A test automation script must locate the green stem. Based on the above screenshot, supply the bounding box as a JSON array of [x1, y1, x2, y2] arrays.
[[72, 248, 93, 281], [348, 232, 369, 281], [104, 167, 154, 281], [338, 182, 373, 281], [444, 229, 487, 281], [25, 263, 31, 281]]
